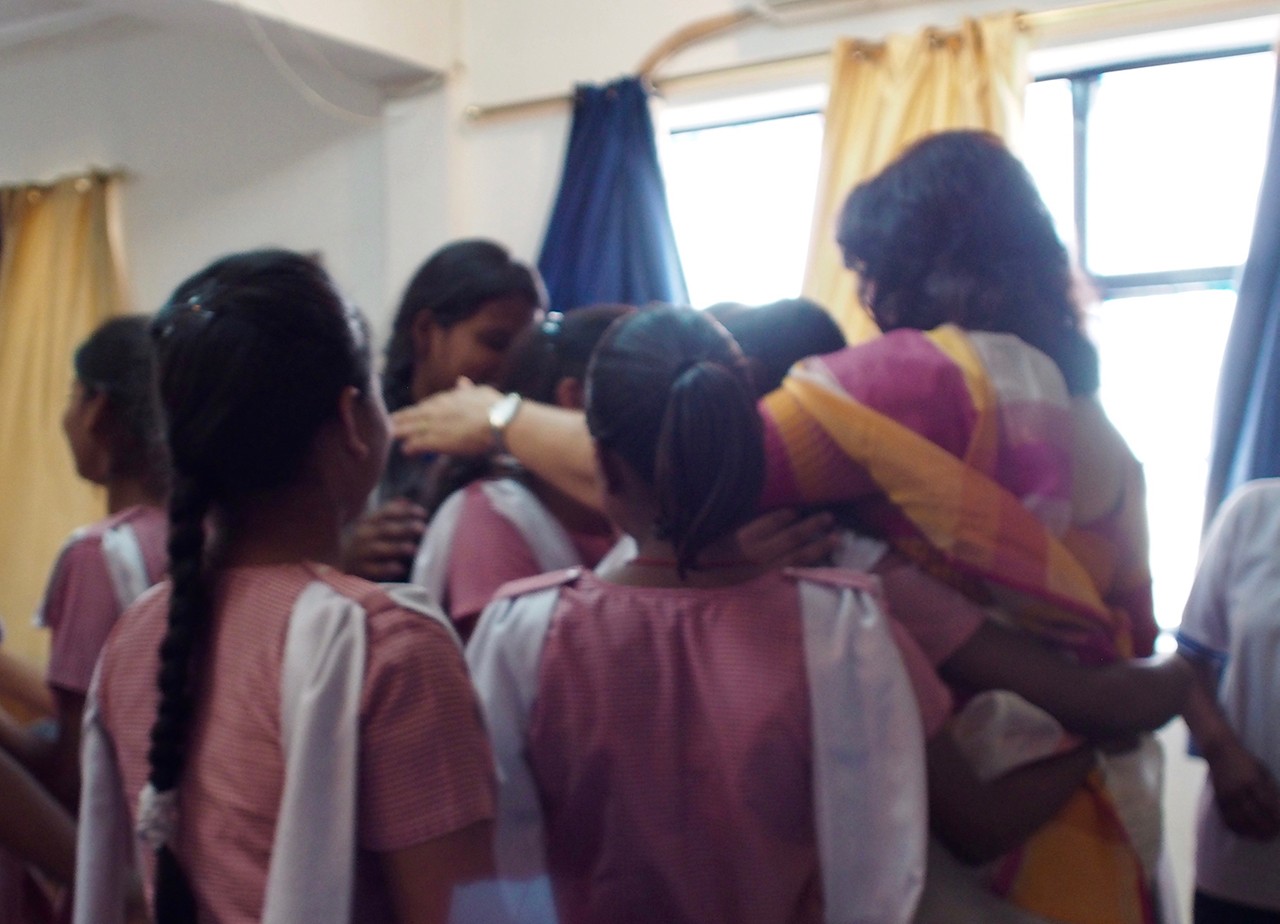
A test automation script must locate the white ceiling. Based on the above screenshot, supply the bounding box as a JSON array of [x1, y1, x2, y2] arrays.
[[0, 0, 441, 90]]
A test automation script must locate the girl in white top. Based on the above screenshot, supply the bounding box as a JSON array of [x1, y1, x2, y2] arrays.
[[1179, 478, 1280, 922]]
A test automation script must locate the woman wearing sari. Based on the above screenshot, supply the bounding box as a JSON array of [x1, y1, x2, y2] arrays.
[[757, 130, 1165, 924]]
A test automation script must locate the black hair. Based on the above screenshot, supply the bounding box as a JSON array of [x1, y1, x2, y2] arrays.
[[586, 306, 764, 575], [706, 298, 846, 397], [72, 315, 169, 496], [837, 130, 1099, 395], [499, 304, 634, 404], [424, 304, 633, 513], [144, 249, 371, 921], [382, 239, 544, 412]]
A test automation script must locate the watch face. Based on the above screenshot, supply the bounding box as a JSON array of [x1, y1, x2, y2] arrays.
[[489, 394, 523, 454], [490, 393, 520, 429]]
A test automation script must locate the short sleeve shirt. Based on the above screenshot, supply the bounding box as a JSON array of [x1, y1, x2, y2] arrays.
[[524, 569, 948, 924], [1178, 479, 1280, 911], [95, 562, 494, 922], [41, 505, 167, 695]]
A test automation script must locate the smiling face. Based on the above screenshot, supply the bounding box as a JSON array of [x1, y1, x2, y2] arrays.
[[411, 295, 539, 401]]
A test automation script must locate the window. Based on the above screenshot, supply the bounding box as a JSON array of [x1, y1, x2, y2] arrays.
[[663, 36, 1275, 641], [1021, 49, 1275, 640], [662, 90, 825, 307]]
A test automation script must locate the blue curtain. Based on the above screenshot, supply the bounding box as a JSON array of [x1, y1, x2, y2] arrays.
[[1205, 62, 1280, 524], [537, 76, 688, 313]]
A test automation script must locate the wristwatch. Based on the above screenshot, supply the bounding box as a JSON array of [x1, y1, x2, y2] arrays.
[[488, 392, 523, 455]]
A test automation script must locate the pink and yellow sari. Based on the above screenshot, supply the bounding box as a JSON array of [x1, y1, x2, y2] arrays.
[[760, 324, 1158, 924]]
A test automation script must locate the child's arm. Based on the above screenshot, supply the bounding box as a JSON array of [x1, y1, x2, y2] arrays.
[[0, 687, 87, 811], [0, 648, 54, 718], [1180, 654, 1280, 841], [940, 621, 1191, 736], [383, 820, 494, 924], [0, 747, 75, 885], [927, 731, 1096, 865], [874, 558, 1191, 736]]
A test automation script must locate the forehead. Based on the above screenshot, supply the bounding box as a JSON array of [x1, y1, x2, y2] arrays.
[[463, 295, 540, 331]]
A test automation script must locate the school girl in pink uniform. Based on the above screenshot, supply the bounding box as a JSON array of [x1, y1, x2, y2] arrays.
[[411, 305, 627, 639], [466, 307, 1102, 924], [0, 316, 168, 922], [74, 250, 494, 924]]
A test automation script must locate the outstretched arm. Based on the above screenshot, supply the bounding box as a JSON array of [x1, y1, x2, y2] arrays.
[[874, 558, 1191, 737], [939, 621, 1191, 737], [392, 380, 600, 511]]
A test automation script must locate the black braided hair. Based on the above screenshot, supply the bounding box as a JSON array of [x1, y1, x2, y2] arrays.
[[72, 315, 169, 498], [145, 249, 371, 920], [382, 239, 544, 412], [585, 306, 764, 576], [837, 129, 1099, 396]]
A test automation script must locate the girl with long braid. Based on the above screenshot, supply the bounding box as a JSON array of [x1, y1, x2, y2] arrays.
[[75, 250, 494, 924]]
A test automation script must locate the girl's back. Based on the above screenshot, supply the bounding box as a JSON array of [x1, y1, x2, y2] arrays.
[[77, 251, 496, 924], [96, 564, 491, 922], [469, 307, 944, 924], [530, 570, 817, 924]]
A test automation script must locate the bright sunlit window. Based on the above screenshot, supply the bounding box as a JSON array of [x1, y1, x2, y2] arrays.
[[1022, 48, 1275, 639], [662, 90, 825, 307], [664, 34, 1276, 640]]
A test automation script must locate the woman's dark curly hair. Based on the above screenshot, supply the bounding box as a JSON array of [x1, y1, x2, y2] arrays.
[[837, 130, 1098, 395]]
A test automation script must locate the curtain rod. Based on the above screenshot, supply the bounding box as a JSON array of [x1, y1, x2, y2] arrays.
[[0, 168, 131, 194], [464, 0, 1273, 123]]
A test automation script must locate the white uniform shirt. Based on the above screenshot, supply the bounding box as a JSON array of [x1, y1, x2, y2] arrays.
[[1179, 478, 1280, 911]]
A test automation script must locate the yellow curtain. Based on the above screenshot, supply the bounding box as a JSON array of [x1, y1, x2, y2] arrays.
[[0, 174, 129, 666], [802, 11, 1030, 341]]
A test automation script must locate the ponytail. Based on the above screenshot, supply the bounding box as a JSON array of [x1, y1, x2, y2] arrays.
[[654, 361, 763, 574], [586, 306, 765, 573], [144, 476, 210, 920]]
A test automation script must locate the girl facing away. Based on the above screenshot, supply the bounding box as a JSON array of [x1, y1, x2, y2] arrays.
[[0, 316, 169, 813], [410, 305, 629, 640], [0, 316, 169, 922], [465, 306, 1105, 924], [75, 250, 495, 924], [345, 239, 544, 582]]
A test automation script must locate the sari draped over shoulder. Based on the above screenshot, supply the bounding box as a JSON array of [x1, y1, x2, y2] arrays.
[[759, 324, 1159, 924]]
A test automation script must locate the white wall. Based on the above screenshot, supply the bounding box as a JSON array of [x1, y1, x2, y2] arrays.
[[0, 23, 396, 333]]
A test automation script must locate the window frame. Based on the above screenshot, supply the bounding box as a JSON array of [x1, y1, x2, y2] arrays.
[[1036, 43, 1274, 301]]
